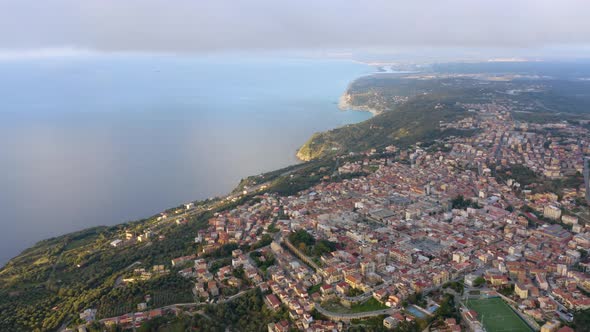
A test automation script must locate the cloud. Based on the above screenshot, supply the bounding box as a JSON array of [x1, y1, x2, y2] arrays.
[[1, 0, 589, 54]]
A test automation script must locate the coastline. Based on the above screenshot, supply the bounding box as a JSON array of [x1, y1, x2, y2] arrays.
[[1, 65, 374, 267], [337, 92, 381, 116], [0, 57, 377, 267], [294, 83, 381, 162]]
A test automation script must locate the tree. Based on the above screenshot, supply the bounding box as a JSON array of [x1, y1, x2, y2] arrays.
[[574, 309, 590, 332], [473, 277, 486, 287], [298, 243, 307, 253]]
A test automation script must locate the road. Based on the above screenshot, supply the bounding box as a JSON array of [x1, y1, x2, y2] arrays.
[[314, 303, 395, 321]]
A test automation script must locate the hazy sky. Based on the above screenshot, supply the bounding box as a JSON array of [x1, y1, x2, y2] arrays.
[[1, 0, 590, 56]]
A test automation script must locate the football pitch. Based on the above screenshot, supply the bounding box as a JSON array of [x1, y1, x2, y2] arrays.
[[465, 297, 533, 332]]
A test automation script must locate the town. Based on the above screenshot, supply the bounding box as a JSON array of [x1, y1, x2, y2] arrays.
[[64, 98, 590, 332]]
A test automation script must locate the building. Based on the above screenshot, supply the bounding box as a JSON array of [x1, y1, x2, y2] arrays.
[[540, 320, 560, 332], [265, 294, 281, 311], [584, 157, 590, 204], [383, 316, 398, 329], [464, 274, 479, 287], [360, 261, 375, 276], [79, 308, 97, 322], [434, 270, 450, 286], [543, 205, 562, 220], [110, 239, 123, 247], [561, 215, 578, 225], [461, 309, 484, 332], [515, 283, 529, 299]]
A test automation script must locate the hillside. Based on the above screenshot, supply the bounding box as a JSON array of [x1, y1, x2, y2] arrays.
[[297, 93, 472, 161]]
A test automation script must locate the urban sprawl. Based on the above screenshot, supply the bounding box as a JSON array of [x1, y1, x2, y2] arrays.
[[81, 101, 590, 332]]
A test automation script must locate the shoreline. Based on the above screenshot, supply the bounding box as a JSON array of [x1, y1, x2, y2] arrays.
[[337, 93, 381, 116], [2, 68, 373, 267], [293, 83, 381, 162]]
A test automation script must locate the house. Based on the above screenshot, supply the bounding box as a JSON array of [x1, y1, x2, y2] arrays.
[[543, 205, 562, 220], [540, 320, 560, 332], [345, 273, 363, 289], [179, 267, 194, 278], [373, 288, 388, 302], [536, 274, 549, 290], [110, 239, 123, 248], [383, 316, 398, 329], [515, 283, 529, 299], [79, 308, 97, 322], [562, 215, 578, 225], [488, 274, 510, 287], [444, 318, 461, 332], [148, 309, 163, 319], [386, 294, 401, 307], [462, 309, 484, 332], [320, 284, 333, 295], [267, 320, 289, 332], [208, 281, 219, 297], [336, 281, 350, 294], [171, 255, 196, 267], [265, 294, 281, 311], [538, 296, 557, 311]]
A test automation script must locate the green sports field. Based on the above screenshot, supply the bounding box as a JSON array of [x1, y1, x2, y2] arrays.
[[465, 297, 532, 332]]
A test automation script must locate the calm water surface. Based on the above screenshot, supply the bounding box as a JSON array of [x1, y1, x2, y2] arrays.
[[0, 55, 371, 265]]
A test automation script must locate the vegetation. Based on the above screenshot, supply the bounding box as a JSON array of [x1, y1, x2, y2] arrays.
[[203, 243, 239, 259], [442, 281, 464, 294], [349, 315, 390, 332], [350, 298, 388, 313], [249, 251, 275, 272], [249, 234, 273, 251], [433, 294, 461, 322], [0, 207, 217, 331], [498, 284, 515, 297], [495, 164, 584, 197], [307, 283, 322, 295], [297, 94, 472, 160], [494, 164, 539, 187], [267, 223, 280, 233], [573, 309, 590, 332], [406, 292, 426, 308], [96, 274, 193, 318], [346, 287, 365, 297], [473, 276, 486, 287], [288, 230, 338, 259], [136, 289, 287, 332], [208, 257, 232, 274], [451, 195, 481, 210]]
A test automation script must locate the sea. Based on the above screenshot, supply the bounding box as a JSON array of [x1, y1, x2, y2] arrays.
[[0, 54, 372, 265]]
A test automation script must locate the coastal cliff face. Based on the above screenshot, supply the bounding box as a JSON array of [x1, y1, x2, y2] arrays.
[[338, 91, 381, 116], [295, 143, 315, 161], [296, 132, 338, 161]]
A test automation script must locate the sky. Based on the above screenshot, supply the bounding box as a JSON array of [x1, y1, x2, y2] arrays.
[[1, 0, 590, 58]]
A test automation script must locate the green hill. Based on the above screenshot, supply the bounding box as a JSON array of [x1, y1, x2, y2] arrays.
[[297, 93, 472, 160]]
